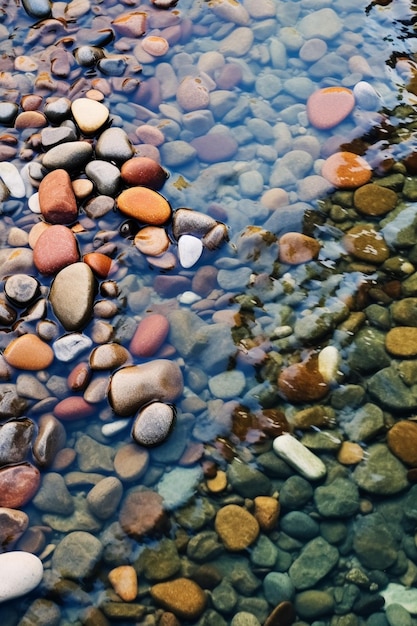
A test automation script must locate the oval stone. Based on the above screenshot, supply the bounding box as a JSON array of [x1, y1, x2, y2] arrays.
[[132, 402, 176, 447], [321, 151, 372, 188], [215, 504, 259, 551], [42, 141, 94, 172], [0, 463, 41, 508], [38, 169, 78, 225], [121, 157, 168, 190], [279, 232, 321, 264], [0, 551, 43, 603], [307, 86, 355, 130], [150, 578, 207, 621], [32, 414, 67, 467], [385, 327, 417, 357], [89, 343, 130, 370], [0, 508, 28, 550], [33, 225, 79, 275], [129, 313, 170, 357], [387, 420, 417, 466], [95, 127, 134, 164], [4, 334, 54, 370], [83, 252, 112, 278], [342, 225, 390, 264], [0, 418, 35, 467], [117, 187, 172, 225], [71, 98, 109, 135], [53, 396, 96, 421], [134, 226, 170, 257], [108, 359, 184, 416], [353, 183, 397, 216], [50, 262, 95, 331]]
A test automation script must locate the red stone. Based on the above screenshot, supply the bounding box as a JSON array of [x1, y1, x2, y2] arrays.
[[53, 396, 96, 421], [33, 224, 79, 275], [129, 313, 170, 357], [83, 252, 112, 278], [38, 169, 78, 225], [278, 354, 329, 404], [67, 361, 91, 392], [121, 157, 168, 191], [0, 463, 41, 508]]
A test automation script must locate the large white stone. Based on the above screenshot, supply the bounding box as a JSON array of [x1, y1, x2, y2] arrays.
[[380, 583, 417, 614], [273, 433, 327, 481], [0, 163, 26, 198], [0, 551, 43, 603], [178, 234, 203, 268], [71, 98, 109, 134]]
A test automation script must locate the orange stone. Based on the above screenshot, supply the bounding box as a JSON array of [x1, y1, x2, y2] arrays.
[[134, 226, 170, 256], [321, 151, 372, 188], [108, 565, 138, 602], [388, 421, 417, 466], [279, 232, 321, 264], [385, 327, 417, 357], [253, 496, 280, 532], [83, 252, 112, 278], [337, 441, 364, 465], [117, 187, 172, 225], [4, 334, 54, 370], [278, 353, 329, 404]]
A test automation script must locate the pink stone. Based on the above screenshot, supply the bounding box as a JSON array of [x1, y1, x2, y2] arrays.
[[190, 131, 238, 163], [176, 76, 210, 112], [53, 396, 96, 421], [33, 224, 79, 275], [129, 313, 170, 357], [38, 169, 78, 225], [0, 463, 41, 508], [307, 87, 355, 130]]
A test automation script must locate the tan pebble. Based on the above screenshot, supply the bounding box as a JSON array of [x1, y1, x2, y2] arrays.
[[91, 320, 114, 344], [20, 94, 43, 111], [147, 251, 177, 270], [89, 343, 130, 370], [15, 56, 38, 72], [14, 111, 47, 129], [141, 35, 169, 57], [214, 504, 259, 551], [292, 405, 333, 430], [337, 441, 364, 465], [134, 226, 170, 256], [279, 232, 320, 264], [28, 222, 50, 249], [253, 496, 280, 532], [386, 327, 417, 357], [261, 188, 289, 209], [8, 227, 29, 247], [71, 98, 109, 134], [387, 420, 417, 466], [4, 334, 54, 370], [135, 124, 165, 146], [85, 89, 105, 102], [108, 565, 138, 602], [150, 578, 207, 621], [353, 183, 397, 216], [51, 447, 77, 471], [114, 443, 149, 482], [206, 470, 227, 493], [72, 178, 94, 199]]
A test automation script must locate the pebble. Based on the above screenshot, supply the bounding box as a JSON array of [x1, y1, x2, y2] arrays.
[[95, 127, 134, 164], [42, 141, 94, 172], [134, 226, 170, 256], [321, 151, 372, 190], [108, 359, 184, 416], [71, 98, 109, 134], [386, 326, 417, 356], [53, 396, 95, 421], [121, 156, 168, 190], [157, 466, 203, 510], [108, 565, 138, 602], [387, 420, 417, 466], [353, 182, 397, 216], [32, 414, 67, 467], [279, 232, 320, 264], [132, 401, 176, 447], [4, 274, 40, 307], [190, 130, 238, 163], [0, 552, 43, 603], [129, 313, 170, 357], [50, 262, 95, 331], [208, 370, 246, 399], [353, 442, 408, 494], [0, 162, 26, 198], [0, 463, 41, 508], [142, 35, 169, 57], [0, 508, 28, 550], [380, 583, 417, 614], [278, 355, 329, 403], [253, 496, 280, 532], [89, 343, 130, 370], [178, 234, 204, 268], [117, 186, 172, 225], [85, 160, 121, 196], [215, 504, 259, 551], [343, 224, 390, 263], [87, 476, 123, 519], [38, 169, 78, 224], [119, 489, 169, 539], [33, 224, 79, 275], [273, 433, 327, 481], [113, 443, 149, 482], [0, 418, 34, 466], [83, 252, 112, 278], [150, 578, 207, 620], [307, 86, 355, 129], [53, 332, 93, 362], [176, 76, 210, 112], [52, 531, 103, 579], [4, 334, 54, 370]]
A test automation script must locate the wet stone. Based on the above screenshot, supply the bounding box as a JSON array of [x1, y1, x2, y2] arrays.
[[75, 434, 114, 473], [132, 401, 176, 447], [89, 343, 130, 370], [41, 126, 77, 149], [42, 141, 94, 172], [307, 86, 355, 129], [50, 262, 95, 331], [32, 413, 67, 467], [215, 504, 259, 551], [113, 442, 149, 482], [108, 564, 137, 602], [119, 489, 170, 539], [279, 232, 321, 264], [386, 326, 417, 356], [0, 507, 28, 550], [17, 599, 61, 626], [95, 127, 134, 164], [0, 417, 34, 466], [52, 530, 103, 579], [354, 183, 397, 216], [0, 552, 43, 603], [387, 420, 417, 466], [33, 224, 79, 275], [121, 156, 168, 190], [0, 298, 17, 326], [4, 273, 40, 307], [353, 442, 408, 494], [38, 169, 78, 225], [32, 472, 74, 515], [85, 160, 121, 196], [87, 476, 123, 519], [294, 590, 334, 621], [353, 512, 399, 570], [191, 130, 238, 163], [314, 477, 360, 517], [150, 578, 207, 621], [322, 152, 372, 188], [117, 186, 172, 225], [0, 462, 40, 508], [71, 98, 109, 135], [129, 313, 170, 357], [4, 334, 54, 370], [53, 332, 93, 362]]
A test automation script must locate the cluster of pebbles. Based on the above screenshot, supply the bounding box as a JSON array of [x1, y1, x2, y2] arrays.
[[3, 0, 417, 624]]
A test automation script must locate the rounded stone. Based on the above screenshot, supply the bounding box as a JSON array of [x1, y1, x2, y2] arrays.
[[83, 252, 112, 278], [4, 334, 54, 370], [132, 401, 176, 447], [42, 141, 94, 172], [33, 224, 79, 275], [87, 476, 124, 519], [53, 396, 96, 421], [134, 226, 170, 257], [108, 565, 138, 602], [121, 157, 168, 190], [0, 552, 43, 603], [114, 443, 149, 482], [50, 262, 95, 331], [89, 343, 130, 370], [214, 504, 259, 551], [129, 313, 170, 357], [117, 187, 172, 225], [386, 327, 417, 357], [95, 127, 134, 164], [322, 151, 372, 188], [353, 183, 397, 216], [307, 86, 355, 129], [71, 98, 109, 134], [52, 531, 103, 579], [4, 274, 40, 307], [150, 578, 207, 620], [119, 489, 169, 539], [343, 224, 390, 264], [0, 463, 41, 508], [387, 420, 417, 466], [253, 496, 280, 532], [38, 169, 78, 225], [279, 232, 321, 264], [176, 76, 210, 112], [278, 355, 329, 404], [32, 414, 67, 467], [0, 508, 29, 550]]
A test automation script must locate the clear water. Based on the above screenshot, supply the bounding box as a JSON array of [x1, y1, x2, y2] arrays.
[[2, 0, 417, 624]]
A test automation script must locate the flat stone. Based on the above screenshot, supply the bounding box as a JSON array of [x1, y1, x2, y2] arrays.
[[273, 433, 327, 481], [343, 224, 390, 263], [307, 86, 355, 130], [0, 463, 41, 508], [278, 354, 329, 404], [150, 578, 207, 620], [4, 334, 54, 370], [157, 466, 203, 510], [0, 162, 26, 198], [4, 274, 40, 307], [353, 512, 399, 569], [0, 417, 35, 466], [117, 186, 172, 225], [353, 442, 408, 494], [33, 224, 79, 275], [134, 226, 170, 257], [190, 131, 238, 163], [52, 530, 103, 579], [112, 11, 147, 37], [42, 141, 94, 172], [215, 504, 259, 551], [178, 234, 203, 268], [32, 472, 74, 515], [121, 157, 168, 190], [38, 169, 78, 224], [114, 443, 149, 482], [289, 536, 339, 590], [0, 552, 43, 603], [386, 326, 417, 356], [71, 98, 109, 134], [322, 152, 372, 188], [0, 508, 28, 550], [354, 183, 397, 216], [53, 396, 96, 421], [108, 359, 184, 416], [314, 477, 360, 517], [119, 489, 170, 539], [381, 583, 417, 614], [50, 262, 95, 331], [387, 420, 417, 466], [176, 76, 210, 112], [129, 313, 170, 357], [132, 401, 176, 447], [87, 476, 124, 519]]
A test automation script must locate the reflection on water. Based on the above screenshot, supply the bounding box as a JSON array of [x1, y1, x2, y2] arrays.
[[2, 0, 417, 624]]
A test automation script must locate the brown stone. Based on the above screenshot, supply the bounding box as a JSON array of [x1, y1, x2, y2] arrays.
[[206, 470, 227, 493], [353, 183, 397, 216], [264, 600, 297, 626], [321, 151, 372, 188], [89, 343, 131, 370], [278, 354, 329, 404], [337, 441, 364, 465], [117, 186, 172, 225], [0, 463, 41, 508], [67, 361, 91, 392], [38, 169, 78, 225], [386, 327, 417, 357], [292, 405, 333, 430], [0, 507, 29, 549], [254, 496, 280, 532], [83, 253, 112, 278], [279, 232, 321, 264], [214, 504, 259, 551], [121, 157, 167, 190], [134, 226, 170, 257], [387, 420, 417, 466], [119, 489, 170, 539], [150, 578, 206, 621], [4, 334, 54, 370], [33, 224, 79, 275], [32, 413, 67, 467], [114, 443, 149, 482], [108, 565, 138, 602], [14, 111, 47, 129], [342, 225, 390, 264]]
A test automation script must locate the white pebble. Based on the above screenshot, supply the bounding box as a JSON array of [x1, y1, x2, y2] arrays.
[[53, 333, 93, 362], [178, 235, 203, 268], [353, 81, 381, 111], [273, 433, 327, 480], [102, 419, 131, 437], [0, 162, 26, 198], [0, 551, 43, 603], [318, 345, 340, 383], [178, 290, 202, 305], [28, 192, 41, 213]]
